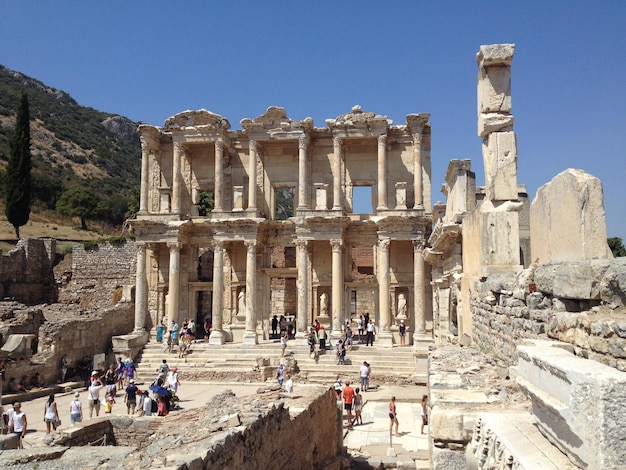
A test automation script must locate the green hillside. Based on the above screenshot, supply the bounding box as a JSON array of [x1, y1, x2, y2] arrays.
[[0, 65, 141, 227]]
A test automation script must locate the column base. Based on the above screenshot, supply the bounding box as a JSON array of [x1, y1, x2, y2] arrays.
[[294, 332, 309, 348], [242, 330, 258, 345], [376, 331, 394, 348], [208, 330, 226, 345]]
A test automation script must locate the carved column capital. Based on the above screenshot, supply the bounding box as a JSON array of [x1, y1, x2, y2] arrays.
[[333, 136, 343, 149], [244, 239, 257, 250], [330, 239, 343, 252], [167, 242, 180, 252], [378, 238, 391, 252], [215, 139, 224, 152], [295, 239, 309, 250], [298, 134, 309, 150], [249, 139, 257, 152], [378, 134, 387, 146], [412, 239, 425, 252]]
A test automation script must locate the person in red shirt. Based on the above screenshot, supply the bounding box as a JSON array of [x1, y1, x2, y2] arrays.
[[342, 380, 355, 428]]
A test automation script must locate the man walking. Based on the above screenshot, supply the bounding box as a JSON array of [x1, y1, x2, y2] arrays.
[[342, 380, 355, 428]]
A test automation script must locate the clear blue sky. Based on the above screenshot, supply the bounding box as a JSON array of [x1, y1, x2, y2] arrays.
[[1, 1, 625, 239]]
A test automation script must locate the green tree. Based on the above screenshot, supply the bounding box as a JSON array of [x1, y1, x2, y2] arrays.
[[197, 190, 215, 216], [56, 186, 100, 230], [608, 237, 626, 257], [5, 91, 32, 238]]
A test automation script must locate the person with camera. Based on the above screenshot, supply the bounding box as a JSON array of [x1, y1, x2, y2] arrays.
[[87, 372, 103, 418]]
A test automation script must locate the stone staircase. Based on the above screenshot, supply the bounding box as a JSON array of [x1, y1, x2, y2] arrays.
[[134, 335, 429, 386]]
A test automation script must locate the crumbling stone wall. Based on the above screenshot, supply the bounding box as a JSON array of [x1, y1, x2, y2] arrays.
[[0, 238, 58, 305], [63, 240, 137, 308], [471, 258, 626, 371]]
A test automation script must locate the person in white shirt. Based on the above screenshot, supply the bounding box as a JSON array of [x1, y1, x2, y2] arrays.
[[88, 377, 103, 418], [360, 361, 370, 391], [8, 402, 27, 447], [284, 374, 294, 393], [70, 392, 83, 424]]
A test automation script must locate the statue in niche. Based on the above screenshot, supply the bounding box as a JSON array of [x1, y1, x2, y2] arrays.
[[238, 288, 247, 315], [397, 292, 407, 318], [320, 292, 328, 316]]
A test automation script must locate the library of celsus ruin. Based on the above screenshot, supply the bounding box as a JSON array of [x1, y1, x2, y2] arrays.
[[132, 105, 433, 346]]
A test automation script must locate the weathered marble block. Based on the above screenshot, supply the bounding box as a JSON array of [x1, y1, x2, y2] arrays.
[[481, 131, 518, 201], [516, 341, 626, 469]]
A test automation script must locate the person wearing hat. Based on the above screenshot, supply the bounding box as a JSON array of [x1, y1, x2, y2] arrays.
[[70, 392, 83, 424], [124, 379, 139, 415], [87, 375, 103, 418], [398, 319, 407, 346]]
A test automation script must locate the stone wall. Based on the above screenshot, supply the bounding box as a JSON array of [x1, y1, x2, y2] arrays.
[[63, 240, 137, 308], [0, 238, 58, 305], [470, 258, 626, 371]]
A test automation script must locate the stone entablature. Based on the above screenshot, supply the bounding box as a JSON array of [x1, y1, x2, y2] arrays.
[[131, 105, 434, 346]]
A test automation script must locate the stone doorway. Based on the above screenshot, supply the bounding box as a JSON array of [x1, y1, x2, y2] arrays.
[[196, 290, 212, 340]]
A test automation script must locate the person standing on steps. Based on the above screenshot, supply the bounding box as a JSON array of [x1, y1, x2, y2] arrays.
[[398, 319, 407, 346], [389, 396, 399, 436], [365, 319, 376, 346]]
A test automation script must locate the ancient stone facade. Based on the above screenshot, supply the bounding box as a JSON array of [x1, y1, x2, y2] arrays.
[[132, 105, 433, 346]]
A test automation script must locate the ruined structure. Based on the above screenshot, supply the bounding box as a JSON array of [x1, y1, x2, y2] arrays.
[[132, 105, 433, 347], [426, 44, 626, 470]]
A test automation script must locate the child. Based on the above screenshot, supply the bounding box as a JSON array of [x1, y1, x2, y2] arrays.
[[104, 391, 116, 415], [157, 395, 168, 416]]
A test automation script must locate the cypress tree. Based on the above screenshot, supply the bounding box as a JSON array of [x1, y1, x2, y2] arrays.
[[5, 90, 32, 239]]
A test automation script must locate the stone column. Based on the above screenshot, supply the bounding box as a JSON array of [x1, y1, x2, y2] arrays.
[[331, 239, 343, 337], [209, 241, 225, 344], [248, 139, 257, 212], [166, 242, 180, 327], [297, 135, 309, 210], [413, 132, 423, 209], [139, 141, 150, 214], [172, 141, 183, 215], [243, 240, 258, 344], [332, 137, 342, 211], [377, 238, 393, 347], [295, 240, 309, 342], [413, 240, 429, 344], [134, 242, 148, 331], [377, 134, 387, 210], [214, 139, 224, 211]]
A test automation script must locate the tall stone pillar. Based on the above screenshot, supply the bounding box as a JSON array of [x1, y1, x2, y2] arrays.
[[377, 238, 393, 347], [413, 132, 423, 209], [407, 114, 429, 210], [166, 242, 180, 327], [248, 140, 257, 212], [209, 241, 225, 344], [134, 242, 148, 331], [139, 141, 150, 214], [297, 135, 310, 210], [377, 134, 387, 210], [214, 140, 224, 212], [295, 240, 309, 343], [243, 240, 258, 344], [413, 240, 429, 344], [332, 137, 342, 211], [172, 141, 183, 215], [331, 239, 343, 337]]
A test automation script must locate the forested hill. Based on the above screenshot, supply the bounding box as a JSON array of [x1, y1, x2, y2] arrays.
[[0, 64, 142, 225]]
